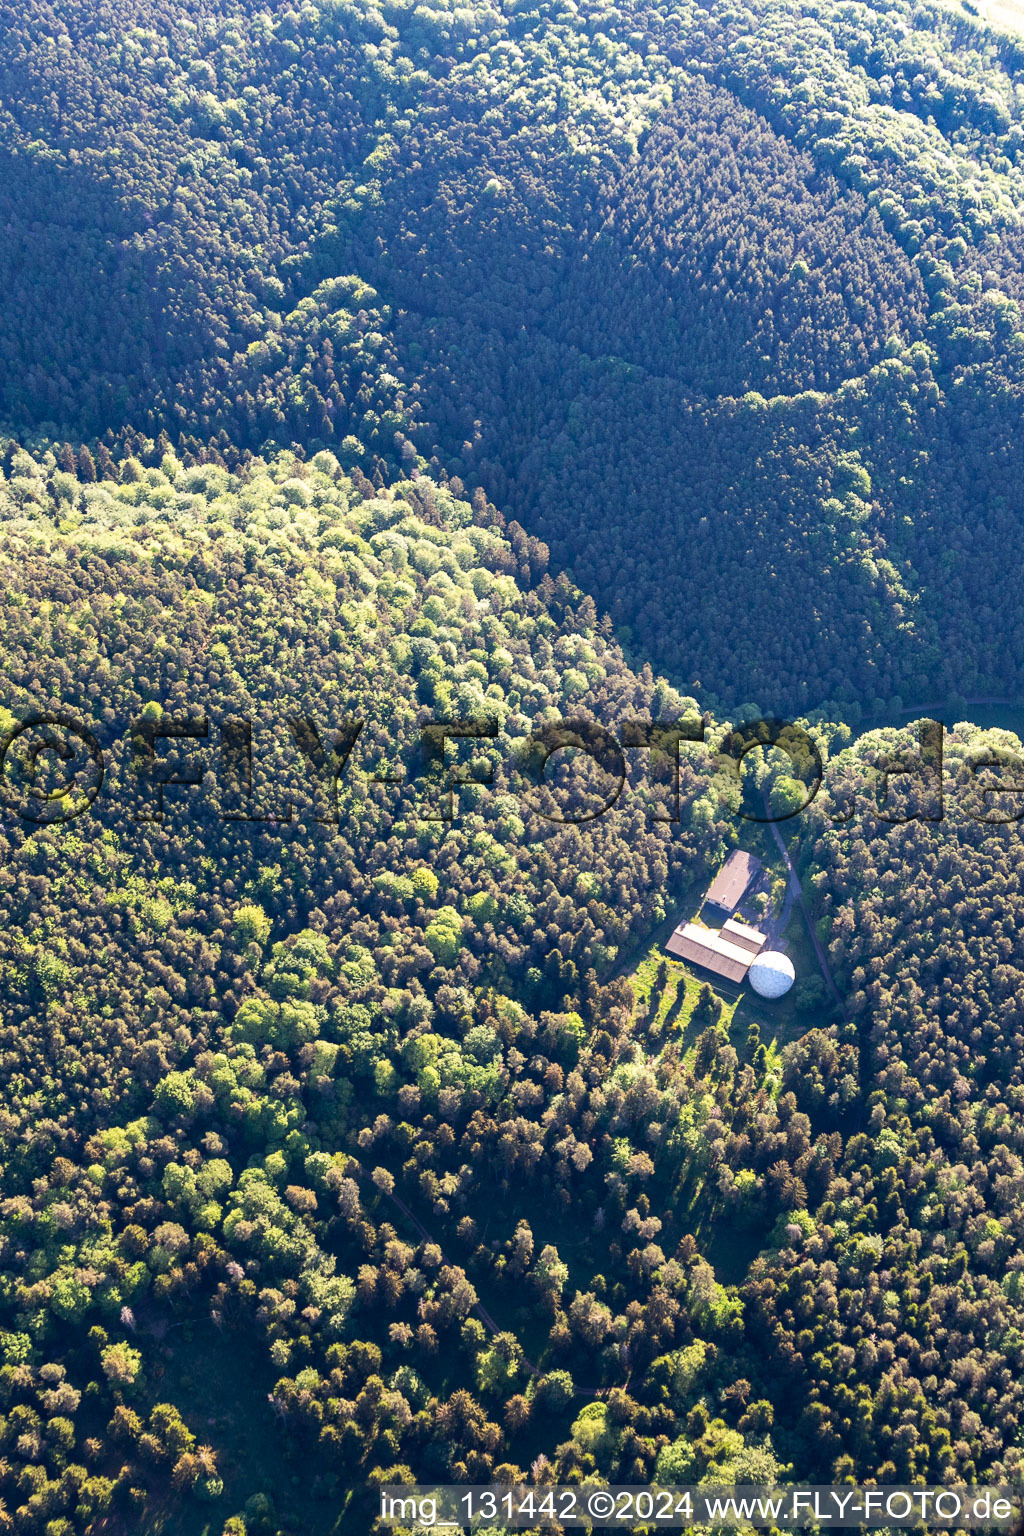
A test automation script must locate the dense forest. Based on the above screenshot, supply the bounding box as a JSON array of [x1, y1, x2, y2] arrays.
[[3, 0, 1024, 1530], [4, 0, 1024, 710]]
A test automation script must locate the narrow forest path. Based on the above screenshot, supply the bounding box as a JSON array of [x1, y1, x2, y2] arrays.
[[761, 790, 873, 1134], [859, 696, 1017, 727], [762, 806, 849, 1023]]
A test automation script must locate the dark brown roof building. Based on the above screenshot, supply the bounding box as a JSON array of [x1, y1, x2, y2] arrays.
[[704, 850, 762, 916], [665, 920, 767, 985], [721, 917, 767, 956]]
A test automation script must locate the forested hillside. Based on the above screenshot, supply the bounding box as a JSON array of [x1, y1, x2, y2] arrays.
[[5, 0, 1024, 709], [4, 0, 1024, 1529]]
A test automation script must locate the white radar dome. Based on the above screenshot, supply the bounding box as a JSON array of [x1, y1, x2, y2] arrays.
[[748, 950, 795, 999]]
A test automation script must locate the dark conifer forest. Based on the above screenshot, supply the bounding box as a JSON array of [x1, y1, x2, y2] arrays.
[[3, 0, 1024, 1529]]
